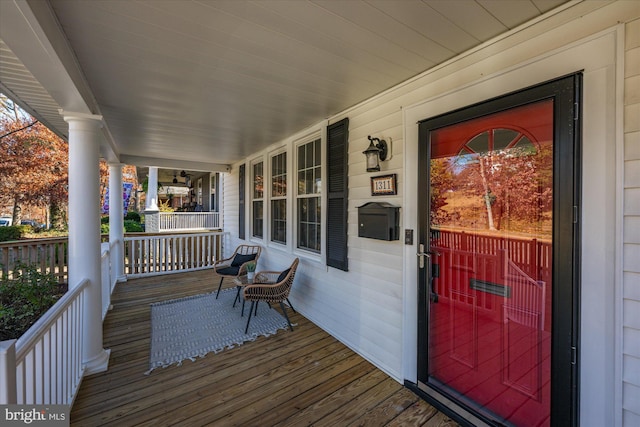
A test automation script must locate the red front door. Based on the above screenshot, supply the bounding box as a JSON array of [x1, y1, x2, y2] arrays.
[[411, 73, 591, 425], [429, 100, 553, 426]]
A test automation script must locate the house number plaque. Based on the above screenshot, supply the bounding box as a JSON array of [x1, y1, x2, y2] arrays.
[[371, 174, 397, 196]]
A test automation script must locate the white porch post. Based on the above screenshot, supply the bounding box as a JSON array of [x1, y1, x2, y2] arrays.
[[108, 162, 125, 281], [63, 111, 110, 375], [0, 339, 17, 404], [144, 166, 160, 232], [146, 166, 159, 211]]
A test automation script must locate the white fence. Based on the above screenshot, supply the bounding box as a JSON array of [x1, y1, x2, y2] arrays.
[[124, 231, 225, 277], [159, 212, 220, 232]]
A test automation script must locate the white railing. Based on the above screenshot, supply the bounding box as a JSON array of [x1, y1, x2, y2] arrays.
[[124, 231, 226, 277], [101, 242, 118, 320], [0, 279, 89, 405], [158, 212, 220, 232]]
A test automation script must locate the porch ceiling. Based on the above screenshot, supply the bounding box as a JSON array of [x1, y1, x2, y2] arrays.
[[0, 0, 569, 170]]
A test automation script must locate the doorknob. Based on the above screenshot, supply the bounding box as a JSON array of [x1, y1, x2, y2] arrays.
[[417, 244, 431, 268], [417, 244, 440, 268]]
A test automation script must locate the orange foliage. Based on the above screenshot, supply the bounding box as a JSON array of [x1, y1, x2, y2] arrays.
[[1, 113, 139, 224], [0, 117, 68, 215]]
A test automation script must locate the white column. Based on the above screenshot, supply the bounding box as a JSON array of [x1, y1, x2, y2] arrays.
[[145, 166, 159, 212], [62, 111, 110, 375], [108, 162, 126, 282]]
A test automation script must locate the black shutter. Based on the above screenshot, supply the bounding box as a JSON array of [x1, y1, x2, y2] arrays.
[[326, 118, 349, 271], [239, 164, 245, 240]]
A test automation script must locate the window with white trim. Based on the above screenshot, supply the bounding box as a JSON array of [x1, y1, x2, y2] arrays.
[[271, 152, 287, 244], [296, 138, 321, 253], [252, 161, 264, 238]]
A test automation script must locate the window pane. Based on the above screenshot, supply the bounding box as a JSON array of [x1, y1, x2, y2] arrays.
[[306, 169, 314, 194], [315, 137, 321, 167], [271, 153, 287, 197], [297, 197, 320, 253], [314, 166, 322, 194], [253, 201, 263, 238], [315, 221, 322, 251], [493, 129, 518, 150], [306, 142, 313, 168], [308, 197, 317, 222], [253, 162, 263, 198], [271, 199, 286, 244], [467, 131, 489, 153], [298, 171, 306, 194], [298, 145, 305, 170], [297, 200, 307, 249]]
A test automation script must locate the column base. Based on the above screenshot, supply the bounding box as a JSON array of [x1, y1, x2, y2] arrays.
[[84, 348, 111, 376]]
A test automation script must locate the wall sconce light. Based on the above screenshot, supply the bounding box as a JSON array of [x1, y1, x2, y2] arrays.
[[172, 174, 178, 184], [363, 135, 389, 172]]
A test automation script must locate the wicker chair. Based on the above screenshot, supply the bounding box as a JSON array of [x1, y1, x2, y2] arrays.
[[243, 258, 299, 333], [214, 245, 261, 298]]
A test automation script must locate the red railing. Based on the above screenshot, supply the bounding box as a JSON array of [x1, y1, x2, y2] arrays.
[[432, 229, 552, 286], [431, 229, 552, 330]]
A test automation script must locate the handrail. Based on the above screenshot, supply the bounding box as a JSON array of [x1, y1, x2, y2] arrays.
[[0, 236, 69, 248], [15, 279, 89, 360]]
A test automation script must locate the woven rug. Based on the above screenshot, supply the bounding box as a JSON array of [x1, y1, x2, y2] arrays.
[[146, 288, 289, 374]]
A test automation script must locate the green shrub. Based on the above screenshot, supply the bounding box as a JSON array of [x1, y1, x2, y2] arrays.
[[101, 219, 144, 233], [0, 263, 64, 340], [124, 220, 144, 232], [101, 216, 110, 224], [0, 226, 23, 242], [19, 225, 34, 234], [125, 211, 141, 222]]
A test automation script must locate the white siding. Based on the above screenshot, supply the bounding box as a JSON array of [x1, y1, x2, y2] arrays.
[[624, 16, 640, 427], [221, 2, 640, 424]]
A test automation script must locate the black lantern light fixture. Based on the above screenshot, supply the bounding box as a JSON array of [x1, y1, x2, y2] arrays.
[[172, 174, 178, 184], [363, 135, 388, 172]]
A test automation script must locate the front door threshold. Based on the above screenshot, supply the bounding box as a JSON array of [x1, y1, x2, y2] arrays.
[[405, 380, 492, 427]]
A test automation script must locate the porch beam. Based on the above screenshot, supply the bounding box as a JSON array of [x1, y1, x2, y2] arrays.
[[62, 110, 110, 375], [120, 154, 230, 173]]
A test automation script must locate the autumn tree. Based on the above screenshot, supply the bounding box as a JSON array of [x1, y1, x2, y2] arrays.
[[99, 160, 138, 214], [456, 144, 553, 233], [430, 157, 455, 225], [0, 111, 69, 228], [1, 95, 139, 229]]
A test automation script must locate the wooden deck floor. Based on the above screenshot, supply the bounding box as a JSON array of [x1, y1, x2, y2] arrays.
[[71, 270, 457, 426]]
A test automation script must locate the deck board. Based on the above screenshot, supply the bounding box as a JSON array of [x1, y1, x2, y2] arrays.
[[70, 269, 457, 426]]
